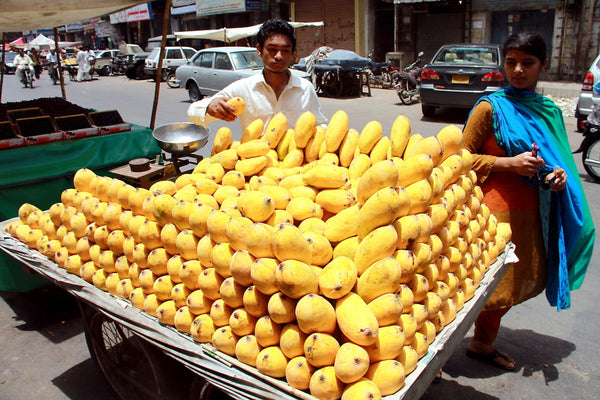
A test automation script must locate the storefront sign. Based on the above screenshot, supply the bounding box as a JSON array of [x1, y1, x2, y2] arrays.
[[196, 0, 246, 16], [126, 3, 152, 22]]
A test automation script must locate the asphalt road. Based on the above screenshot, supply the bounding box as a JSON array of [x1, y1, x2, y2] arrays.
[[1, 71, 599, 400]]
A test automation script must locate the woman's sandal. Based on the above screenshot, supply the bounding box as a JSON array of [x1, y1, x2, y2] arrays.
[[466, 349, 516, 371]]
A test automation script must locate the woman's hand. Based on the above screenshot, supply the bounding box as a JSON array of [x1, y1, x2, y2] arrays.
[[207, 98, 238, 122], [509, 151, 546, 178], [545, 168, 568, 191]]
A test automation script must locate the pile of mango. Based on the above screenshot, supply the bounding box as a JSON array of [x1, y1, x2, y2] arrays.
[[5, 99, 511, 400]]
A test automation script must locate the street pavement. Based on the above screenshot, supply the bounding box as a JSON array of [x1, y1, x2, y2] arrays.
[[0, 71, 598, 400]]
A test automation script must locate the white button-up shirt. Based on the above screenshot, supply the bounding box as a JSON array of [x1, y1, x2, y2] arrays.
[[187, 70, 328, 131]]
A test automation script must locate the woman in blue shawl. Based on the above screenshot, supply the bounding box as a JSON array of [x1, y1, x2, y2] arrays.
[[462, 31, 594, 370]]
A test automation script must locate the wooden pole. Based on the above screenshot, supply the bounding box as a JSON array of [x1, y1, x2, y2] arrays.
[[150, 0, 172, 130], [1, 32, 6, 102], [53, 27, 66, 99]]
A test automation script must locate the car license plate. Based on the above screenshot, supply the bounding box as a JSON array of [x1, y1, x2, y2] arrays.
[[452, 74, 469, 84]]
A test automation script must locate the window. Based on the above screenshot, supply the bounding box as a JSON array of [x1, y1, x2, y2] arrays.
[[230, 51, 262, 70], [214, 53, 233, 70], [195, 52, 214, 68], [183, 49, 197, 59], [166, 49, 182, 59]]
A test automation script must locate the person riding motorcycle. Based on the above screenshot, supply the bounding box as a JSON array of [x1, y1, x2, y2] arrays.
[[14, 47, 34, 84], [29, 47, 42, 79], [46, 48, 61, 83]]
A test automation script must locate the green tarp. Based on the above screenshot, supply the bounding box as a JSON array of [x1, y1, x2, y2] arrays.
[[0, 125, 160, 291]]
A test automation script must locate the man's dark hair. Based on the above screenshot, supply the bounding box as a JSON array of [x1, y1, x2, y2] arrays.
[[502, 31, 547, 64], [257, 19, 296, 52]]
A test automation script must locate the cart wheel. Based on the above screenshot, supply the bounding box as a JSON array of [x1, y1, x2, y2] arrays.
[[321, 70, 343, 97], [80, 303, 192, 400], [189, 377, 234, 400]]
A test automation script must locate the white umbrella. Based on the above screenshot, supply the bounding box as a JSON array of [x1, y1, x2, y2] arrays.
[[28, 33, 55, 49], [175, 21, 324, 43]]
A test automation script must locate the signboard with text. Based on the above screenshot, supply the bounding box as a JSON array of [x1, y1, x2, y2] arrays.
[[196, 0, 245, 16]]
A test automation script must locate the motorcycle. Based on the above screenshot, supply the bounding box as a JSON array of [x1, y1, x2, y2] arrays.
[[394, 51, 424, 105], [19, 63, 34, 88], [366, 51, 395, 89], [48, 62, 59, 85], [575, 103, 600, 182]]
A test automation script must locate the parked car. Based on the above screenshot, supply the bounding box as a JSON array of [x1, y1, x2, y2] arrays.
[[419, 43, 507, 117], [93, 49, 120, 76], [144, 46, 197, 81], [119, 43, 149, 80], [177, 46, 308, 102], [1, 51, 17, 74], [575, 53, 600, 132]]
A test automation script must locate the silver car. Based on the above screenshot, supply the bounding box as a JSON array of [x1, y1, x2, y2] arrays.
[[177, 46, 309, 102], [575, 53, 600, 132]]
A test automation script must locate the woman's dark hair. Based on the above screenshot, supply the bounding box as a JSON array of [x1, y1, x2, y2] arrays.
[[502, 31, 547, 63], [257, 19, 296, 52]]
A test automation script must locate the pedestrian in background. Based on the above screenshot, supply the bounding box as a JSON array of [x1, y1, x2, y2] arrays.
[[76, 46, 91, 81], [461, 31, 595, 370]]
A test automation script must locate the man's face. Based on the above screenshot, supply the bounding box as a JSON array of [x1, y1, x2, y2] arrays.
[[257, 34, 295, 74]]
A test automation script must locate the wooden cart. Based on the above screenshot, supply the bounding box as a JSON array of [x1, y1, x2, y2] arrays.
[[0, 218, 515, 400]]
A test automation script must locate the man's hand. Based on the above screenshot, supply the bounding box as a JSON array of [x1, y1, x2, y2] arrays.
[[207, 98, 238, 122]]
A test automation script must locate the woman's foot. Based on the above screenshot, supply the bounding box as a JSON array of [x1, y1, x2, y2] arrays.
[[466, 343, 516, 371]]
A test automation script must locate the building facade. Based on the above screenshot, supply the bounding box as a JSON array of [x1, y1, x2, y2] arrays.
[[35, 0, 598, 81]]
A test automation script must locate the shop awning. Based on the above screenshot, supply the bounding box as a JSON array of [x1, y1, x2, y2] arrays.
[[0, 0, 149, 32]]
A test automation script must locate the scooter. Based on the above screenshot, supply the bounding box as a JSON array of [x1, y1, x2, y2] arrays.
[[575, 103, 600, 182], [394, 51, 424, 105], [19, 63, 34, 88]]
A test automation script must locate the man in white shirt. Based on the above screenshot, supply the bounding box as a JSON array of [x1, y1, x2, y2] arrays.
[[14, 48, 34, 84], [187, 19, 327, 131]]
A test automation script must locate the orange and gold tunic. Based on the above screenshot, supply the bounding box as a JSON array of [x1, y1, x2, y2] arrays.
[[463, 101, 547, 310]]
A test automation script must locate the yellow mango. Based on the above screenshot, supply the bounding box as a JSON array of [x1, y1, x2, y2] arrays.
[[339, 128, 360, 167], [396, 345, 418, 375], [286, 197, 324, 221], [225, 217, 254, 250], [318, 256, 358, 300], [369, 136, 391, 164], [262, 112, 288, 149], [368, 293, 403, 327], [436, 124, 463, 161], [235, 334, 262, 367], [241, 118, 264, 143], [335, 292, 379, 346], [341, 378, 382, 400], [304, 332, 340, 367], [304, 125, 326, 163], [356, 256, 402, 303], [334, 342, 370, 384], [286, 356, 315, 391], [302, 164, 348, 189], [237, 190, 275, 223], [229, 307, 257, 337], [356, 159, 399, 206], [390, 115, 411, 157], [354, 225, 398, 276], [295, 293, 337, 334], [324, 204, 358, 243], [364, 359, 405, 396], [275, 259, 319, 299], [267, 292, 297, 324], [235, 155, 268, 177], [348, 153, 372, 180], [315, 189, 356, 214], [358, 120, 383, 154], [357, 186, 410, 239]]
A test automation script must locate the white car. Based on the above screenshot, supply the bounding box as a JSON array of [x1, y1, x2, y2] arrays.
[[177, 46, 309, 102], [144, 46, 197, 81], [575, 53, 600, 132]]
